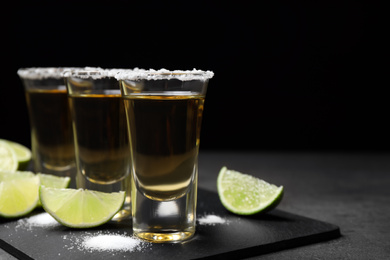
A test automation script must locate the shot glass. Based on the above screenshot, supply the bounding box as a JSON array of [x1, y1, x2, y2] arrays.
[[117, 69, 214, 242], [64, 68, 132, 220], [17, 68, 77, 187]]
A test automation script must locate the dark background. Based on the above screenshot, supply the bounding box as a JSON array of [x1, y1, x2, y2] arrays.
[[2, 1, 386, 151]]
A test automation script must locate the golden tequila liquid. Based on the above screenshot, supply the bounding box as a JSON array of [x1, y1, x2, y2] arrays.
[[69, 93, 131, 219], [124, 94, 204, 242], [25, 88, 75, 174], [123, 94, 204, 201]]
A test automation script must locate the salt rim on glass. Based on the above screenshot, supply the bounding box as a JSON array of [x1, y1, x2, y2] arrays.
[[62, 67, 142, 80], [114, 68, 214, 81], [62, 67, 111, 79], [17, 67, 85, 80]]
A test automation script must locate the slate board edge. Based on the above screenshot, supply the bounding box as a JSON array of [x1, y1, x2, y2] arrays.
[[0, 239, 34, 260], [196, 225, 341, 260]]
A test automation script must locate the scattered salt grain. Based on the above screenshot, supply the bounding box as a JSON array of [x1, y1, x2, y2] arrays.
[[198, 214, 228, 225]]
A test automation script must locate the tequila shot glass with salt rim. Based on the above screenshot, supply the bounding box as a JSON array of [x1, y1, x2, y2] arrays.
[[17, 67, 77, 187], [117, 68, 214, 243], [64, 68, 132, 220]]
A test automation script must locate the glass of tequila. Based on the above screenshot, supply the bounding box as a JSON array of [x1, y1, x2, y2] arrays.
[[17, 68, 77, 187], [64, 68, 132, 220], [117, 68, 214, 243]]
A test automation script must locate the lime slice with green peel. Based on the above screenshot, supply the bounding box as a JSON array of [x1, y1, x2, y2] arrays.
[[0, 139, 32, 170], [38, 173, 70, 189], [217, 167, 284, 215], [40, 187, 125, 228], [36, 173, 71, 207], [0, 140, 18, 171], [0, 170, 35, 181], [0, 171, 40, 218]]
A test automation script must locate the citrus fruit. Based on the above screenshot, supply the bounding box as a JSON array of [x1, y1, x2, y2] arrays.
[[0, 140, 18, 171], [40, 187, 125, 228], [38, 173, 71, 189], [36, 173, 71, 207], [0, 170, 35, 181], [217, 166, 283, 215], [0, 139, 32, 170], [0, 171, 40, 218]]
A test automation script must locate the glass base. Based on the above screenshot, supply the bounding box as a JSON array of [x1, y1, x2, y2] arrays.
[[42, 162, 75, 172], [112, 206, 132, 221], [135, 230, 195, 243], [131, 168, 198, 243]]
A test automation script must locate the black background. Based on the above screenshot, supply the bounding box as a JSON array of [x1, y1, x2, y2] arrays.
[[2, 1, 386, 151]]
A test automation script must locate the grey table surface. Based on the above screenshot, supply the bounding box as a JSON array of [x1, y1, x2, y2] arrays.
[[2, 151, 390, 259]]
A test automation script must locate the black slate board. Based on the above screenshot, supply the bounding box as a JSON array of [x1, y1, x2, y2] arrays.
[[0, 188, 340, 260]]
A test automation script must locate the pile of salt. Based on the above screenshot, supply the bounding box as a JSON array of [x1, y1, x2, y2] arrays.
[[198, 214, 228, 225], [16, 212, 59, 230], [62, 231, 148, 253], [82, 234, 142, 252]]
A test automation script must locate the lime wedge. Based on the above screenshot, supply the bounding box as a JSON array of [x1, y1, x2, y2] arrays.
[[217, 167, 283, 215], [0, 140, 18, 171], [0, 170, 35, 181], [36, 173, 71, 207], [40, 187, 125, 228], [0, 171, 40, 218], [0, 139, 32, 170], [38, 173, 70, 189]]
